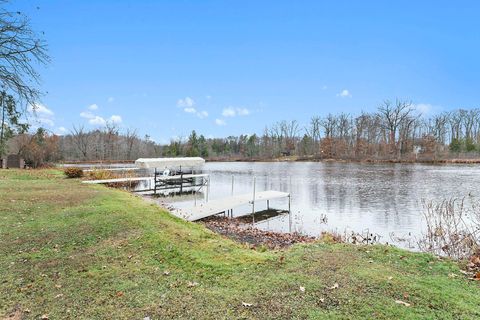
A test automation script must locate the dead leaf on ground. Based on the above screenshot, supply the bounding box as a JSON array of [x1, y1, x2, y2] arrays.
[[395, 300, 411, 307], [187, 281, 199, 288], [116, 291, 124, 297], [41, 314, 49, 320], [299, 286, 305, 292]]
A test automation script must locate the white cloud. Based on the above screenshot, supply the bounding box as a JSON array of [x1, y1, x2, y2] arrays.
[[414, 103, 433, 115], [80, 111, 95, 119], [80, 106, 122, 126], [322, 85, 328, 90], [236, 107, 250, 116], [222, 107, 251, 117], [222, 107, 236, 117], [337, 89, 351, 98], [29, 103, 54, 116], [107, 97, 114, 103], [56, 126, 68, 135], [109, 115, 122, 123], [197, 110, 208, 119], [177, 97, 195, 108], [89, 116, 106, 126], [215, 118, 226, 126], [28, 103, 55, 127], [37, 118, 54, 127], [180, 99, 208, 119]]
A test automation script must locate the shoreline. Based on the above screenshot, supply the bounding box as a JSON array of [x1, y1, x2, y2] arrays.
[[59, 157, 480, 165], [206, 156, 480, 164], [202, 216, 316, 249]]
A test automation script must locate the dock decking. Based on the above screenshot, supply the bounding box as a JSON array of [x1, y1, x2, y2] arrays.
[[175, 190, 290, 221], [82, 173, 209, 184]]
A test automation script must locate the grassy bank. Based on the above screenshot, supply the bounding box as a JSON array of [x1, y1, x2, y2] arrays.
[[1, 170, 479, 319]]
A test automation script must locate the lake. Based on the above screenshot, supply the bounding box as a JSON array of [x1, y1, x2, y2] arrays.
[[161, 162, 480, 248]]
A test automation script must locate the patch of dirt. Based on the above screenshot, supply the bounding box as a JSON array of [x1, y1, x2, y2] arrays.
[[2, 308, 23, 320], [202, 217, 316, 249]]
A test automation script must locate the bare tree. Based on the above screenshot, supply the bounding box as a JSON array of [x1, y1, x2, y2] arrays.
[[70, 125, 90, 160], [306, 116, 321, 156], [0, 4, 49, 107], [377, 99, 416, 158], [103, 122, 119, 160], [125, 128, 138, 160], [280, 120, 300, 154]]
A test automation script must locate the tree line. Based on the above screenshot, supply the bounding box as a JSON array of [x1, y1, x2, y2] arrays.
[[164, 100, 480, 162], [5, 99, 480, 166]]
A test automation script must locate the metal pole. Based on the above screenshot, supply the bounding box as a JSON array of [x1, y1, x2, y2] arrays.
[[252, 177, 256, 224], [288, 194, 292, 233], [154, 168, 157, 195], [194, 186, 197, 206], [206, 176, 210, 203]]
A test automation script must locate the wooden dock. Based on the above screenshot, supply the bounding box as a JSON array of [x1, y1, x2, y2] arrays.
[[175, 190, 290, 221], [82, 173, 209, 185], [82, 176, 152, 184]]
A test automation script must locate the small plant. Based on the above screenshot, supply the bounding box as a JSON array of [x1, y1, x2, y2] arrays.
[[64, 167, 83, 178], [418, 197, 480, 259]]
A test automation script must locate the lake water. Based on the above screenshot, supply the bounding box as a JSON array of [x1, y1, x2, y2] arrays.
[[161, 162, 480, 248]]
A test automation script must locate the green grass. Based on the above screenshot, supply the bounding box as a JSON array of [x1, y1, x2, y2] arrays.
[[0, 169, 479, 319]]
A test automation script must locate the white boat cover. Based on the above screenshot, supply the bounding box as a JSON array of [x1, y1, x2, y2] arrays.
[[134, 157, 205, 169]]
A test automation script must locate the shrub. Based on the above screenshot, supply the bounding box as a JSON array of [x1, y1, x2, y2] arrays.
[[64, 167, 83, 178], [86, 169, 140, 189], [86, 169, 115, 180]]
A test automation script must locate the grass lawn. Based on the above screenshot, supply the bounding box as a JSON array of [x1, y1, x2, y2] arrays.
[[1, 169, 479, 319]]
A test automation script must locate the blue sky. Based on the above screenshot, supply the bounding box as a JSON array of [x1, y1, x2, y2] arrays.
[[16, 0, 480, 142]]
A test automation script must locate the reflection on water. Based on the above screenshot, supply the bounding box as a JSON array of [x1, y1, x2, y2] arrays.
[[163, 162, 480, 247]]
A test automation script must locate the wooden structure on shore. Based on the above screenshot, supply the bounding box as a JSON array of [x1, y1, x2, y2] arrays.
[[1, 154, 25, 169]]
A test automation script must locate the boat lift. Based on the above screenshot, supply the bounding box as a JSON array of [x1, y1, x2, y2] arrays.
[[135, 157, 210, 197]]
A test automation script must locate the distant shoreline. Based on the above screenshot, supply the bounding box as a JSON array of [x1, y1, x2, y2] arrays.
[[59, 157, 480, 165]]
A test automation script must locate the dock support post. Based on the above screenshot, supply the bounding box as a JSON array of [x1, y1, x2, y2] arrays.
[[206, 176, 210, 203], [288, 194, 292, 233], [267, 200, 270, 210], [194, 187, 197, 206], [231, 175, 234, 196], [154, 168, 157, 195], [252, 177, 256, 224]]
